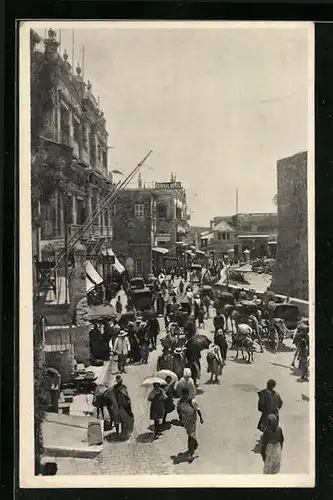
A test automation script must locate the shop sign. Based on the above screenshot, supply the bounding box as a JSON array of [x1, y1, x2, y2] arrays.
[[156, 234, 171, 242], [155, 182, 182, 189]]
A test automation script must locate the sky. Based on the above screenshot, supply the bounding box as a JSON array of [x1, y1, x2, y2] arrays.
[[33, 22, 311, 226]]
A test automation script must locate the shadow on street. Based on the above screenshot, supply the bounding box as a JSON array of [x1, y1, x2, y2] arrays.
[[170, 451, 198, 465], [135, 431, 156, 443]]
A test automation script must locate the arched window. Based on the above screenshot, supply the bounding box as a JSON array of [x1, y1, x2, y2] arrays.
[[157, 203, 167, 220], [135, 258, 142, 276]]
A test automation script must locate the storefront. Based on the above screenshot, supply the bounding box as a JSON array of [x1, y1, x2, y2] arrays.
[[152, 246, 169, 273]]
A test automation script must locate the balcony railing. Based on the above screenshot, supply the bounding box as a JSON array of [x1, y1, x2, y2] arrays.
[[81, 224, 113, 241]]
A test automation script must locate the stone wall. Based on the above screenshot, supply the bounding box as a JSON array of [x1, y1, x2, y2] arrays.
[[271, 151, 308, 300], [111, 190, 154, 278]]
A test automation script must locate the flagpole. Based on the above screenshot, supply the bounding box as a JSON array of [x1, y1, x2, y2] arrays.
[[236, 188, 239, 215]]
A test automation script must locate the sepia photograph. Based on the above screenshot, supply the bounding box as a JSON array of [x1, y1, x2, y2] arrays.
[[20, 20, 314, 488]]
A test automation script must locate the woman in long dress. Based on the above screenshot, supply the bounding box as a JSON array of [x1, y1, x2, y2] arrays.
[[260, 414, 284, 474], [177, 387, 204, 462], [206, 343, 223, 383]]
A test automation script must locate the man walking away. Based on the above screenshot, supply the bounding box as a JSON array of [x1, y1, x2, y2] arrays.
[[148, 316, 160, 350], [257, 379, 283, 433], [177, 387, 204, 462]]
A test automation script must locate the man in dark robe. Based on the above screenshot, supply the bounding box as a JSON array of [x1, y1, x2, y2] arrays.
[[185, 339, 201, 387], [156, 292, 165, 317], [108, 375, 134, 440], [213, 310, 226, 334], [184, 315, 196, 340], [147, 316, 160, 350], [257, 379, 283, 432]]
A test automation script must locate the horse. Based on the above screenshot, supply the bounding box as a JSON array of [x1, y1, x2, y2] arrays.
[[233, 336, 255, 363], [93, 384, 114, 421]]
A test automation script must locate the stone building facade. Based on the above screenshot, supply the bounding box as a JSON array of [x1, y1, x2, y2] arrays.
[[200, 213, 277, 261], [31, 28, 115, 378], [271, 151, 308, 300], [110, 189, 156, 279], [31, 28, 114, 310]]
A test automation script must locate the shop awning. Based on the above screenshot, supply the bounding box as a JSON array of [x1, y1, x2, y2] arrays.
[[101, 248, 125, 274], [113, 257, 125, 274], [86, 260, 103, 288], [101, 248, 115, 257], [86, 276, 96, 294], [152, 247, 169, 255]]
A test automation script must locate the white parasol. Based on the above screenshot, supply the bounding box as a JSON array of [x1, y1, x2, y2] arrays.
[[141, 377, 167, 387], [155, 369, 178, 384]]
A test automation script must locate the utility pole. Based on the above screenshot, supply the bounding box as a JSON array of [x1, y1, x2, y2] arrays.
[[236, 188, 239, 215], [63, 167, 69, 305]]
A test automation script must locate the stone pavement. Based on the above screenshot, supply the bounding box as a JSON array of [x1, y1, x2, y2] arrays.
[[52, 282, 311, 476]]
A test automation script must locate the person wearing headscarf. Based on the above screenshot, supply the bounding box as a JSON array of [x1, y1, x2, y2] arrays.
[[148, 382, 167, 438], [177, 387, 204, 463], [206, 342, 223, 383], [260, 414, 284, 474], [175, 368, 196, 399], [257, 379, 283, 432], [214, 329, 228, 363], [108, 375, 134, 440]]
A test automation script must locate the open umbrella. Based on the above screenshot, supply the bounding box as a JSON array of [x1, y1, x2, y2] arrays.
[[155, 369, 178, 384], [141, 377, 167, 387], [202, 285, 213, 291], [187, 334, 211, 351]]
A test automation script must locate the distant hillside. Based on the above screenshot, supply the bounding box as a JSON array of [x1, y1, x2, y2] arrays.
[[190, 226, 210, 234]]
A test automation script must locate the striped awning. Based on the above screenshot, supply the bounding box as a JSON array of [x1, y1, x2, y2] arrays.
[[85, 260, 103, 292], [113, 257, 125, 274], [101, 248, 115, 257]]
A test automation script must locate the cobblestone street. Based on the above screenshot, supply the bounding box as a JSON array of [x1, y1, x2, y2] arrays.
[[54, 288, 310, 477]]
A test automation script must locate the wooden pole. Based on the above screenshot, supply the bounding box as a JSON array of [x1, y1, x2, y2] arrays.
[[236, 188, 239, 215]]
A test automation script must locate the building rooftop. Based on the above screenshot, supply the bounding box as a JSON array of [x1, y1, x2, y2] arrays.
[[213, 220, 236, 232]]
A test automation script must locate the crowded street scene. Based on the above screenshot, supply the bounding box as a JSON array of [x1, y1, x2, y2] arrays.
[[41, 269, 310, 476], [25, 21, 312, 485]]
